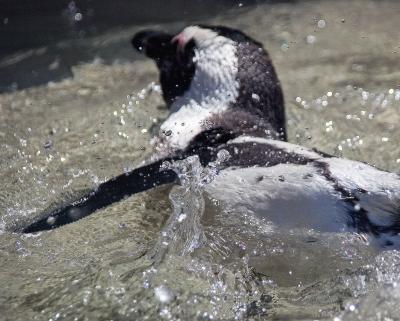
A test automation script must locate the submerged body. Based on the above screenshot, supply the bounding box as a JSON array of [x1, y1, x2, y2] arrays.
[[204, 136, 400, 247]]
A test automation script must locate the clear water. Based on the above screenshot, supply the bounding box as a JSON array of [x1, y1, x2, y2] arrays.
[[1, 0, 400, 320]]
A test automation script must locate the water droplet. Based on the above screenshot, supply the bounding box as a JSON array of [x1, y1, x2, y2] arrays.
[[251, 93, 260, 101], [46, 216, 56, 225], [317, 19, 326, 28], [306, 35, 316, 44], [178, 213, 187, 223], [43, 140, 53, 149], [74, 13, 82, 21], [154, 285, 174, 303], [281, 43, 289, 51]]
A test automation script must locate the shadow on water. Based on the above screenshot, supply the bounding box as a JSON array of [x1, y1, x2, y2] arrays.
[[0, 0, 298, 92]]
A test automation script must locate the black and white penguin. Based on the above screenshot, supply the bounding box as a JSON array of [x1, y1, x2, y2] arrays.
[[23, 25, 400, 248]]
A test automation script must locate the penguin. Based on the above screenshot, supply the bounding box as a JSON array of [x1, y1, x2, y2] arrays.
[[22, 25, 286, 233], [22, 25, 400, 248]]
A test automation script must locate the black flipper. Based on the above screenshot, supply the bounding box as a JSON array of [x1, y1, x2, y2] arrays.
[[22, 159, 177, 233], [22, 127, 236, 233]]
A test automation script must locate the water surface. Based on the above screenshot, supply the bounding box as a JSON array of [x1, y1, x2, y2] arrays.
[[1, 0, 400, 320]]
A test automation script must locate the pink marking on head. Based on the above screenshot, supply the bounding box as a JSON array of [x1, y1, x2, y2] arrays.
[[171, 33, 187, 53]]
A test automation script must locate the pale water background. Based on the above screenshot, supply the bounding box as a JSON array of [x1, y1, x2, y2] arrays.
[[1, 0, 400, 320]]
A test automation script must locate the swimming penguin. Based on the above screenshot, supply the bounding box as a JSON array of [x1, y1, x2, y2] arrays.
[[23, 25, 286, 233], [22, 26, 400, 248]]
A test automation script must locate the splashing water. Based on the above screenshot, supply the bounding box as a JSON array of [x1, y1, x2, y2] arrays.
[[149, 150, 230, 261], [149, 156, 209, 261], [138, 150, 277, 321]]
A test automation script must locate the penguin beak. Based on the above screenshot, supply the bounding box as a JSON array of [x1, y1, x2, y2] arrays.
[[132, 30, 175, 60]]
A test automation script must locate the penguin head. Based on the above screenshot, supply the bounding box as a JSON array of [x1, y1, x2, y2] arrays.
[[132, 26, 240, 107], [132, 25, 286, 140], [132, 28, 196, 107]]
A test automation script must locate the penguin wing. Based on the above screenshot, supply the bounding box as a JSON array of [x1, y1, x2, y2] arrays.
[[22, 159, 178, 233], [21, 127, 234, 233]]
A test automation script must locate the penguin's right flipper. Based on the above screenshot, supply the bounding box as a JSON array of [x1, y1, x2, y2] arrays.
[[22, 127, 234, 233], [22, 159, 177, 233]]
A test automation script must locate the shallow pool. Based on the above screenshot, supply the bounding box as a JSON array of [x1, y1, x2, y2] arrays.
[[1, 0, 400, 320]]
